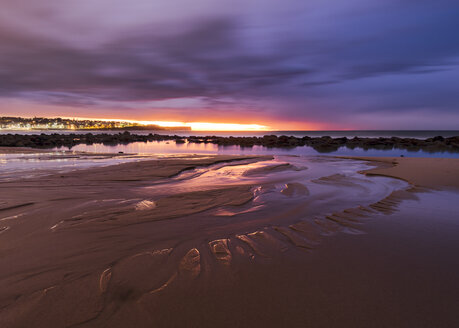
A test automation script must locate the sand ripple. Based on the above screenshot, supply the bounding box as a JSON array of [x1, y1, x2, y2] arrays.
[[0, 154, 422, 326]]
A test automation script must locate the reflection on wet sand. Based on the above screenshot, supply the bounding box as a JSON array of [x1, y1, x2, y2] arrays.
[[1, 153, 458, 327]]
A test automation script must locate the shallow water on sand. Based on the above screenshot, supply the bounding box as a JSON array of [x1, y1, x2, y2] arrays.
[[140, 156, 408, 220], [61, 140, 459, 158], [1, 153, 458, 327], [0, 151, 162, 181]]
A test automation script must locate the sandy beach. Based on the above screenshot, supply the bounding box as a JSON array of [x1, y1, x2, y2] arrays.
[[1, 151, 459, 327], [341, 156, 459, 189], [3, 0, 459, 326]]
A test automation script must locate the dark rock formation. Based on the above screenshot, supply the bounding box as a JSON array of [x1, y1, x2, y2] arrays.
[[1, 132, 458, 153]]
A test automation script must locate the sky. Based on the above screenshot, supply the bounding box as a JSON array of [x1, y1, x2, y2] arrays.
[[1, 0, 459, 130]]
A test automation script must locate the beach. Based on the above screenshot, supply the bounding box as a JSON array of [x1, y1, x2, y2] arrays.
[[3, 0, 459, 325], [1, 150, 459, 327]]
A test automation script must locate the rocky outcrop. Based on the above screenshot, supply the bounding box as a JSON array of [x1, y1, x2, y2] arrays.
[[0, 131, 458, 153]]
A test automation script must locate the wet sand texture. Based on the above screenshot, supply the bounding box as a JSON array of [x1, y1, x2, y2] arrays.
[[343, 156, 459, 189], [1, 154, 459, 327]]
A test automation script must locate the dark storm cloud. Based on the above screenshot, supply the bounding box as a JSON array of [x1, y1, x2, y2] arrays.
[[0, 0, 459, 128], [0, 18, 313, 105]]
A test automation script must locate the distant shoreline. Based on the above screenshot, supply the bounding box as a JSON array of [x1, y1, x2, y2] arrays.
[[1, 127, 192, 132]]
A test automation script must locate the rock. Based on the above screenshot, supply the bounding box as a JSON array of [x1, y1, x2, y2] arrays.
[[0, 132, 458, 153]]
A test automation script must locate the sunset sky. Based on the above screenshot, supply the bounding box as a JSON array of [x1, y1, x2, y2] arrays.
[[1, 0, 459, 130]]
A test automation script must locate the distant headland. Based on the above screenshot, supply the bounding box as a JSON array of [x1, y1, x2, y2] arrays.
[[0, 116, 191, 131]]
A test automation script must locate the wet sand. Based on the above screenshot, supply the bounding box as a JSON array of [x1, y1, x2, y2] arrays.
[[0, 146, 52, 154], [343, 156, 459, 189], [1, 153, 459, 327]]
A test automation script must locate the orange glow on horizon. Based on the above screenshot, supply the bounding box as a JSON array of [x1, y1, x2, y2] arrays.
[[142, 120, 269, 131], [60, 117, 271, 131]]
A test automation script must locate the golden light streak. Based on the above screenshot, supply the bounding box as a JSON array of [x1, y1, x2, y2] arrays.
[[137, 121, 186, 127], [136, 120, 269, 131], [61, 117, 270, 131], [185, 122, 268, 131]]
